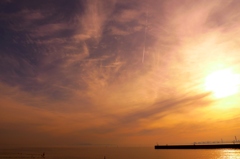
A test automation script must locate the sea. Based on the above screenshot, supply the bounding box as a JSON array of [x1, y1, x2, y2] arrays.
[[1, 146, 240, 159]]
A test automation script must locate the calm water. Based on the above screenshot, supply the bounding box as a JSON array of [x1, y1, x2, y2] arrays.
[[1, 147, 240, 159]]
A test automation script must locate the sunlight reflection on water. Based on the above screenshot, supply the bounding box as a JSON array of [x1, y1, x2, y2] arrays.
[[219, 149, 240, 159]]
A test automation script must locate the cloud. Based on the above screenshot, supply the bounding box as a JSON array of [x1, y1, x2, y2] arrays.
[[1, 0, 240, 146], [83, 91, 212, 134], [0, 0, 117, 101]]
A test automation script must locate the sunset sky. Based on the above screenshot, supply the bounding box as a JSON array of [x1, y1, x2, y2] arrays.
[[1, 0, 240, 147]]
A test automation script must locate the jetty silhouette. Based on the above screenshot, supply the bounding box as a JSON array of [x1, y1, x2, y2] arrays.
[[155, 136, 240, 149]]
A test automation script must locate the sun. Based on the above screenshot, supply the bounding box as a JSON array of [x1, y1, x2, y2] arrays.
[[205, 69, 240, 98]]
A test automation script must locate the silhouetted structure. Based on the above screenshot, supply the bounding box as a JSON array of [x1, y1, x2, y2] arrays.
[[155, 143, 240, 149]]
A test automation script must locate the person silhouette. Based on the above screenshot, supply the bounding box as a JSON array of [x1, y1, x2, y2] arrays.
[[41, 152, 45, 158]]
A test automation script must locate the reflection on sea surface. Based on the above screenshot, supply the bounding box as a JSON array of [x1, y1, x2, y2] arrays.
[[219, 149, 240, 159]]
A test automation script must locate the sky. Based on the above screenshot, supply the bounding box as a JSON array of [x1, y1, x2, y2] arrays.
[[1, 0, 240, 147]]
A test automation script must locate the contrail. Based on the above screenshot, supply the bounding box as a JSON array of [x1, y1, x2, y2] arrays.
[[142, 8, 148, 63]]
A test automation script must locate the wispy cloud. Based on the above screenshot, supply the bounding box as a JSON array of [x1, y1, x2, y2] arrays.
[[1, 0, 240, 146]]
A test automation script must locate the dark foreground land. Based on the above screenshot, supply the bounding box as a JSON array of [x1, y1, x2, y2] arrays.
[[155, 143, 240, 149]]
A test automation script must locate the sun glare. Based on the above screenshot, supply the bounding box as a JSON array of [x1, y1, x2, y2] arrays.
[[205, 69, 240, 98]]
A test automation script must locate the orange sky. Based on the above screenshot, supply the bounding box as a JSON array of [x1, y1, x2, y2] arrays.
[[1, 0, 240, 147]]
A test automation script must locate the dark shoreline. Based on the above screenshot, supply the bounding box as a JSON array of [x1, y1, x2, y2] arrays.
[[155, 143, 240, 149]]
